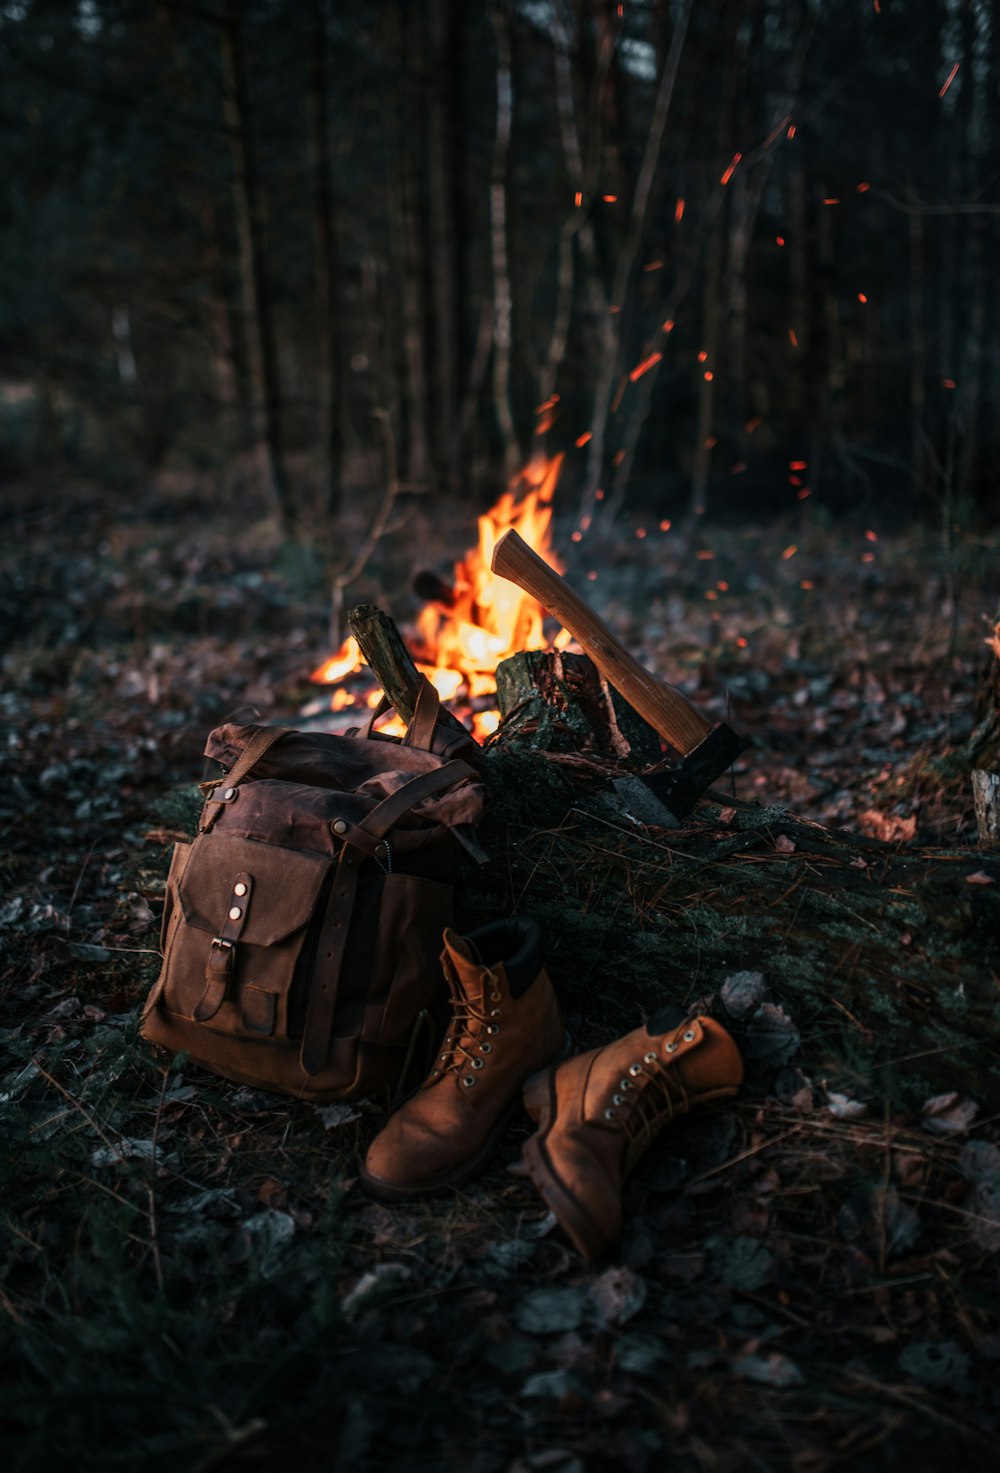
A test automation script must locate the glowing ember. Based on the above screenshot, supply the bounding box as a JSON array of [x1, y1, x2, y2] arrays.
[[939, 63, 959, 99], [782, 544, 798, 560], [629, 351, 662, 382], [720, 152, 741, 185], [575, 430, 592, 447], [675, 197, 685, 222]]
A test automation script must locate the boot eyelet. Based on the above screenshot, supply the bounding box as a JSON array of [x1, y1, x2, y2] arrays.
[[619, 1078, 631, 1090], [613, 1093, 625, 1106], [480, 1042, 492, 1054], [665, 1042, 677, 1053], [472, 1057, 484, 1070], [490, 1009, 501, 1018], [628, 1063, 642, 1077], [463, 1076, 476, 1087], [683, 1029, 696, 1041], [491, 1025, 501, 1035], [604, 1108, 616, 1120], [644, 1051, 657, 1064], [490, 992, 502, 1004]]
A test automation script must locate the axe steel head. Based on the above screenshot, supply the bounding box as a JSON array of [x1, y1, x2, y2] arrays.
[[637, 722, 746, 822]]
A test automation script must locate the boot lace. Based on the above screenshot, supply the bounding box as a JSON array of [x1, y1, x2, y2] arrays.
[[429, 964, 503, 1089], [601, 1026, 697, 1168]]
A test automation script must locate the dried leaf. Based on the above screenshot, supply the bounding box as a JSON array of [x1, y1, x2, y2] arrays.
[[746, 1002, 800, 1068], [957, 1141, 1000, 1251], [898, 1340, 970, 1390], [315, 1103, 362, 1129], [733, 1351, 804, 1387], [587, 1266, 647, 1326], [774, 833, 796, 853], [920, 1091, 979, 1136], [708, 1235, 775, 1292], [341, 1262, 411, 1319], [720, 971, 769, 1019], [964, 870, 995, 885], [826, 1091, 867, 1119], [516, 1287, 588, 1335], [857, 810, 917, 843]]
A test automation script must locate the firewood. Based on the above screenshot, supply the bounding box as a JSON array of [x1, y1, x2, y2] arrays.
[[494, 649, 661, 765]]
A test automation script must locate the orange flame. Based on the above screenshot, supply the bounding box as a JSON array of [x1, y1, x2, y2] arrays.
[[312, 456, 565, 743]]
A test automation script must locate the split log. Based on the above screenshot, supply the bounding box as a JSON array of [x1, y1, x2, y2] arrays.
[[346, 601, 479, 761]]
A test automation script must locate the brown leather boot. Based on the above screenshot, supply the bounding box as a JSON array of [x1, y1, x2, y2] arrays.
[[360, 918, 569, 1201], [521, 1007, 743, 1262]]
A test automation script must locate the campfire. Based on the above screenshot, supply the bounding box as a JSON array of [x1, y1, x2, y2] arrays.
[[309, 455, 569, 741]]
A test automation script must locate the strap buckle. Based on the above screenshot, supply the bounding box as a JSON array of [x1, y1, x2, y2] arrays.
[[208, 936, 235, 976]]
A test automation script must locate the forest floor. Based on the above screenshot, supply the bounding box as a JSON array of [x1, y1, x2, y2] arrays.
[[1, 474, 999, 1473]]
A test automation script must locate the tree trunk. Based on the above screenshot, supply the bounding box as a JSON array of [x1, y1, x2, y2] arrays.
[[306, 0, 343, 519], [426, 0, 463, 493], [489, 1, 520, 480], [219, 1, 293, 531]]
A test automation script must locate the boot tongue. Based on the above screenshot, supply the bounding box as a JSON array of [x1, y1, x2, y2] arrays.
[[441, 927, 491, 1002]]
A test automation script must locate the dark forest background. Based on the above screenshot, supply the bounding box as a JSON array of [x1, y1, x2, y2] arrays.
[[2, 0, 997, 537]]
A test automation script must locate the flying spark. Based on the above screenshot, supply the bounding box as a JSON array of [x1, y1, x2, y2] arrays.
[[636, 527, 647, 539], [857, 182, 871, 193], [594, 488, 605, 500], [644, 260, 664, 272], [776, 235, 785, 247], [788, 329, 799, 347], [800, 580, 814, 589], [662, 318, 675, 333], [575, 431, 592, 447], [789, 460, 807, 470], [782, 545, 798, 560], [939, 63, 959, 98], [787, 123, 796, 139], [675, 198, 685, 222], [861, 552, 875, 563], [704, 370, 714, 381], [865, 530, 878, 542], [720, 152, 742, 185], [736, 636, 748, 648], [697, 350, 708, 362], [858, 293, 868, 303], [696, 549, 715, 560], [613, 449, 625, 467], [659, 519, 672, 531], [603, 194, 619, 203], [942, 378, 956, 389], [797, 488, 811, 500], [731, 462, 746, 473], [824, 198, 840, 205], [745, 417, 762, 433], [629, 351, 663, 382], [574, 191, 583, 207]]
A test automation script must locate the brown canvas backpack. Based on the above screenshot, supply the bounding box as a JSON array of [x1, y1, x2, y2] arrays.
[[141, 678, 485, 1102]]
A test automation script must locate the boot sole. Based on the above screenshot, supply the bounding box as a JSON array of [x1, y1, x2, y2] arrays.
[[358, 1029, 575, 1204], [521, 1068, 741, 1264], [521, 1067, 609, 1263]]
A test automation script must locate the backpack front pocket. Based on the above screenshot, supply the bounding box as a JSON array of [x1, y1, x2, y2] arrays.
[[160, 832, 332, 1041]]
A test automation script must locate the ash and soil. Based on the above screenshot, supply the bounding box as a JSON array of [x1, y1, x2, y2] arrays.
[[1, 479, 999, 1473]]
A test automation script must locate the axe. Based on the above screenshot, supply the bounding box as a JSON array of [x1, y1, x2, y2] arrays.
[[491, 528, 745, 823]]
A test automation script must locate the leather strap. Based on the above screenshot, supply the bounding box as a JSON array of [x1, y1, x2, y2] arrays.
[[403, 676, 441, 752], [300, 757, 476, 1076], [301, 845, 360, 1075], [193, 871, 252, 1021], [199, 726, 291, 832]]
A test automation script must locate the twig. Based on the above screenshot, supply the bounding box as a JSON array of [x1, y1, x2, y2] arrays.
[[147, 1067, 169, 1292], [329, 408, 402, 648]]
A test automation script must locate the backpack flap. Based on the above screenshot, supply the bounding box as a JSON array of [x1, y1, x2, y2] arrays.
[[161, 832, 332, 1040]]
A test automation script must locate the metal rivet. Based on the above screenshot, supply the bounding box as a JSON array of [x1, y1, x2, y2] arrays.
[[233, 882, 247, 897], [613, 1093, 625, 1106], [472, 1057, 484, 1069], [629, 1063, 642, 1076], [333, 819, 348, 835], [620, 1078, 631, 1090], [665, 1042, 677, 1053], [490, 1009, 501, 1018], [604, 1108, 616, 1120], [490, 991, 502, 1003], [644, 1052, 657, 1064], [463, 1076, 476, 1088], [480, 1042, 492, 1054], [228, 906, 242, 920], [224, 787, 236, 800], [683, 1029, 695, 1041]]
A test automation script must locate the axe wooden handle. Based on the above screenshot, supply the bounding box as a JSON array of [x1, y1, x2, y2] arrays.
[[491, 528, 711, 755]]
